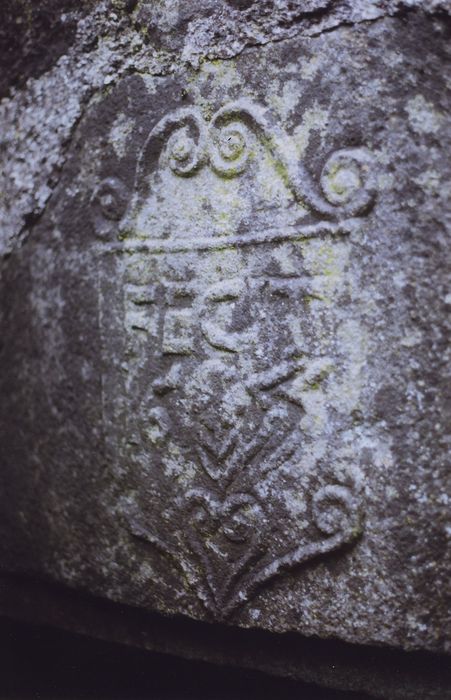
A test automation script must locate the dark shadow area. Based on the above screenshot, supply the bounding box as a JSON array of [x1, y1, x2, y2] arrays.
[[1, 575, 450, 700], [0, 617, 373, 700]]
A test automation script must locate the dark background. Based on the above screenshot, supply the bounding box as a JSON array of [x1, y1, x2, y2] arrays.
[[0, 617, 372, 700]]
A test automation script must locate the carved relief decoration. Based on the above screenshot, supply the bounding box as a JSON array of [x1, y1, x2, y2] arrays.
[[94, 99, 375, 619]]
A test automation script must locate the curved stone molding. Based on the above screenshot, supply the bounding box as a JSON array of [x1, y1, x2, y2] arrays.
[[132, 99, 377, 220]]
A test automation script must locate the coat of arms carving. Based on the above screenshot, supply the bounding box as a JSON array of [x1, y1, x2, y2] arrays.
[[93, 99, 375, 619]]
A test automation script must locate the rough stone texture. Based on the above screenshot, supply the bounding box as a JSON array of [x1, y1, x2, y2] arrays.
[[2, 575, 451, 700], [0, 1, 450, 697]]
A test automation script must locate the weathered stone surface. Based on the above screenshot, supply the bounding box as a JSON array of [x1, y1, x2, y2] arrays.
[[0, 1, 450, 695], [2, 575, 451, 700]]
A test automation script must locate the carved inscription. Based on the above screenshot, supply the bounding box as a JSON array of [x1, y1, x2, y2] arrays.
[[95, 100, 375, 619]]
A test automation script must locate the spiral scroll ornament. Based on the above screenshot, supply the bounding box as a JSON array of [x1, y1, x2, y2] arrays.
[[133, 99, 377, 222], [312, 484, 358, 538], [209, 120, 250, 177], [320, 148, 376, 216], [166, 125, 206, 177], [92, 176, 129, 238], [139, 108, 208, 184]]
